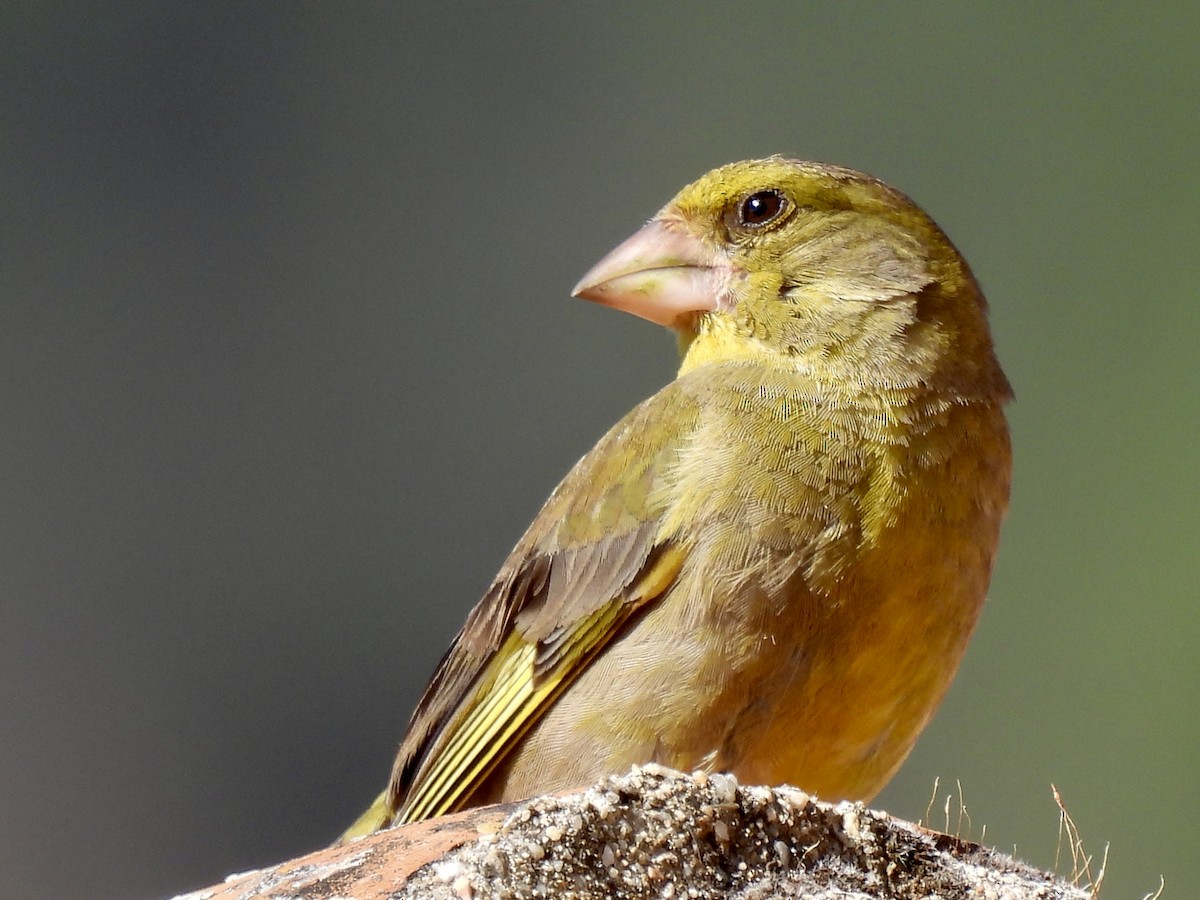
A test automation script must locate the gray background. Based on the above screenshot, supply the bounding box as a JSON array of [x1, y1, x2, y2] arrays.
[[3, 4, 1196, 898]]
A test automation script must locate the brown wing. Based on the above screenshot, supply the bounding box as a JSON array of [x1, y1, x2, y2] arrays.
[[379, 380, 703, 826]]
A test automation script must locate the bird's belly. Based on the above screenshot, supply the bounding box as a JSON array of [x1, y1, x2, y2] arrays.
[[724, 578, 985, 801], [470, 532, 988, 806]]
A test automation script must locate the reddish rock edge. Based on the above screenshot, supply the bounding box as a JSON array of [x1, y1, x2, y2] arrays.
[[170, 801, 518, 900]]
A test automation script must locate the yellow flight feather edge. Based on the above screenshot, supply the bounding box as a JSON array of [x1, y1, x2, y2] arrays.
[[400, 602, 617, 822], [405, 637, 538, 820], [397, 543, 686, 825]]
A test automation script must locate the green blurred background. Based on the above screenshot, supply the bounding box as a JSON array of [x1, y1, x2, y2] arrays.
[[3, 3, 1195, 897]]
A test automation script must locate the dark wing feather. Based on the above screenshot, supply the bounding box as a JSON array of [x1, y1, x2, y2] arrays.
[[382, 380, 704, 824]]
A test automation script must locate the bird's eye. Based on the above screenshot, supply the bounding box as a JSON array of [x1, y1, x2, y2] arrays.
[[738, 190, 787, 228]]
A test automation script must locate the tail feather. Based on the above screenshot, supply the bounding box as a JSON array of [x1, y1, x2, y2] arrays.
[[337, 788, 393, 844]]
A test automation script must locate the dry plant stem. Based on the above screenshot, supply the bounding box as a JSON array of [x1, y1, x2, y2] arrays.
[[1052, 783, 1108, 898]]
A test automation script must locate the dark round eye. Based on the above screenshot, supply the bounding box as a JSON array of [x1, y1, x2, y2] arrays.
[[738, 190, 787, 228]]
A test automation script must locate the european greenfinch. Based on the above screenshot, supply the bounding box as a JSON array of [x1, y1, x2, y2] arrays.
[[342, 157, 1011, 839]]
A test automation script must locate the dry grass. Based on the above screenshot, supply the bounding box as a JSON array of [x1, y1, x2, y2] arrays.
[[1052, 784, 1110, 898]]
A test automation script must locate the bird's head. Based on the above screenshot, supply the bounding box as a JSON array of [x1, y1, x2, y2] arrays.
[[573, 157, 1008, 397]]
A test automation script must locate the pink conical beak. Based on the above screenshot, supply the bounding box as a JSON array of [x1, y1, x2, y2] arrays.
[[572, 218, 734, 328]]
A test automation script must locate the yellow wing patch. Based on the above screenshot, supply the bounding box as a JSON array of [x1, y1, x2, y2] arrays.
[[395, 543, 686, 824]]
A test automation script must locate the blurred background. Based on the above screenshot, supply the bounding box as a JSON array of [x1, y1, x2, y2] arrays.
[[3, 3, 1195, 897]]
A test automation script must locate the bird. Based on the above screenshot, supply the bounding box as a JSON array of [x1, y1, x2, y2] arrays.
[[340, 157, 1012, 840]]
